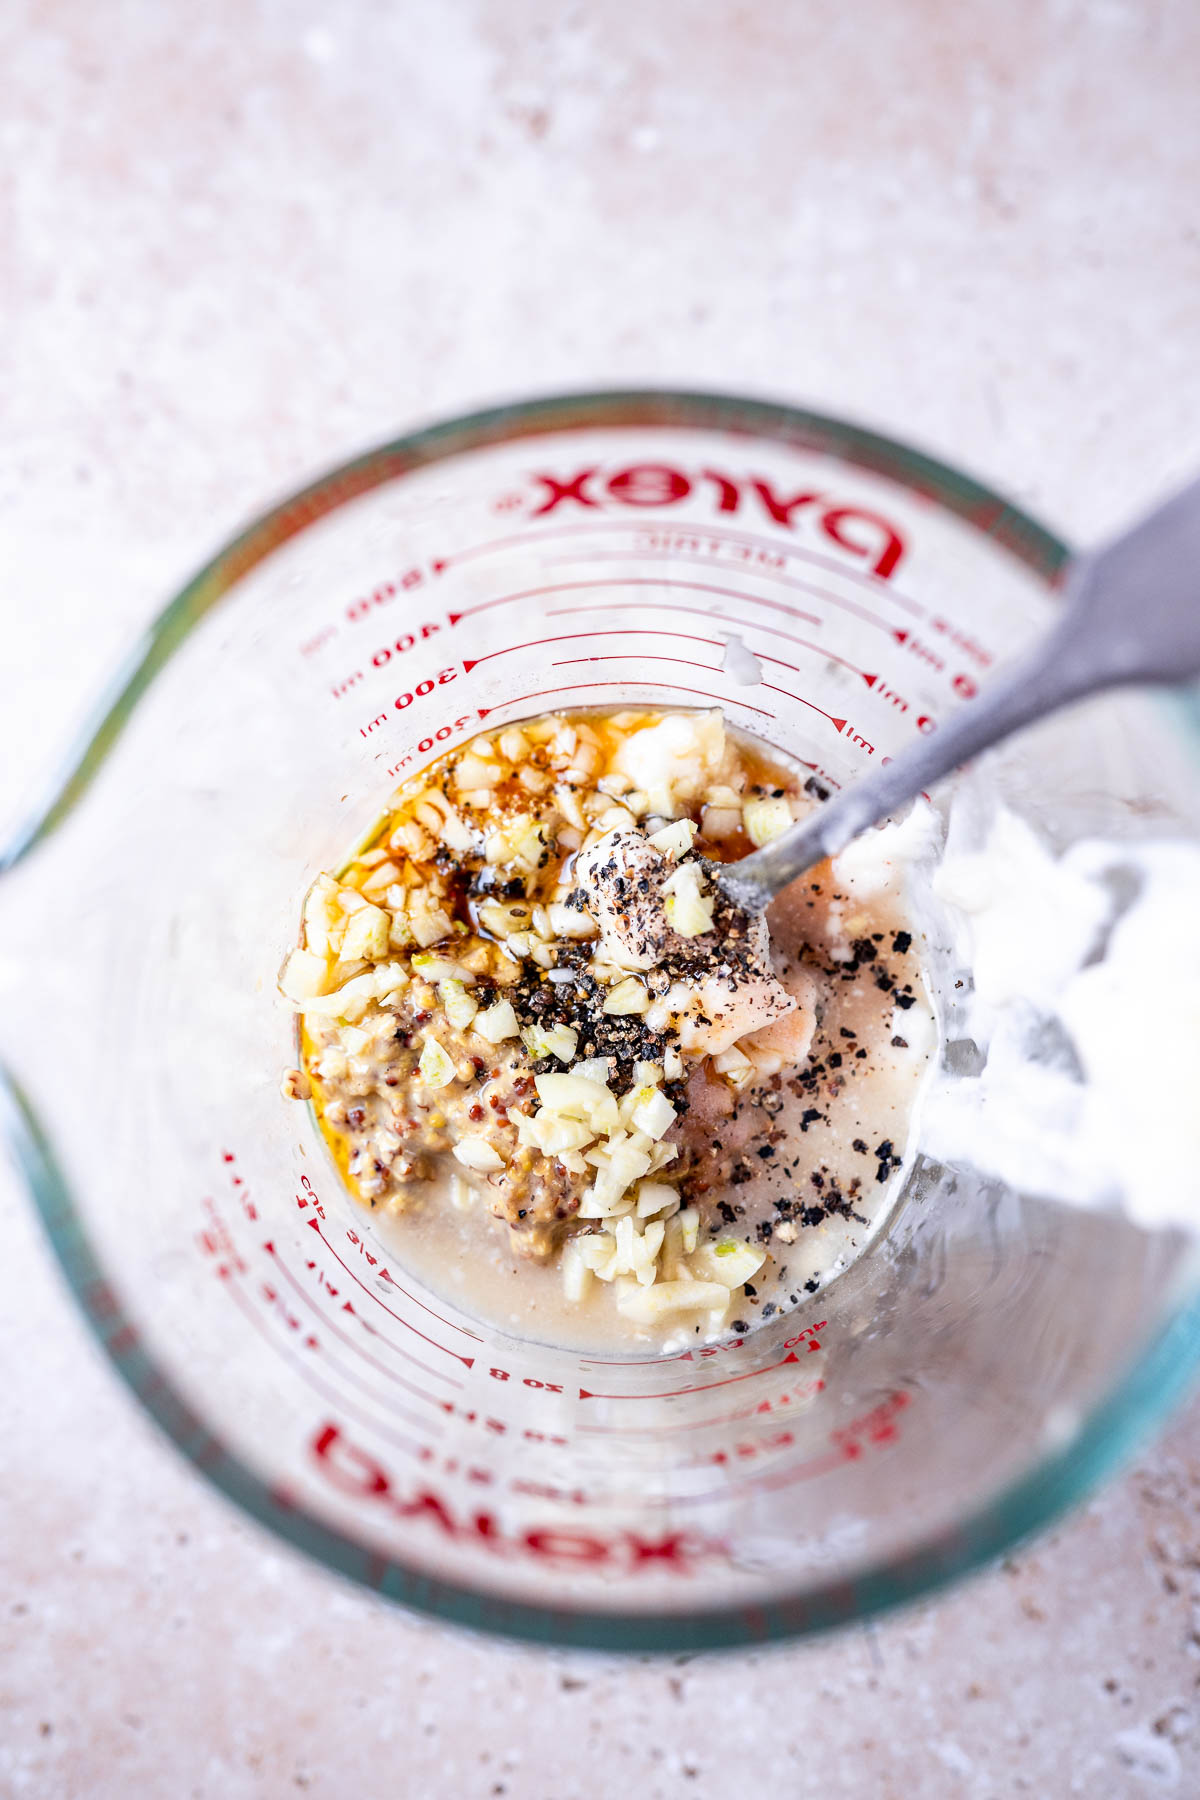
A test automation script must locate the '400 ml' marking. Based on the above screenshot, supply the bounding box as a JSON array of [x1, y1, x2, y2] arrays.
[[331, 622, 445, 698]]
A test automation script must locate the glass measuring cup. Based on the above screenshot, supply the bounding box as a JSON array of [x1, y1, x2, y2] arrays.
[[4, 390, 1200, 1652]]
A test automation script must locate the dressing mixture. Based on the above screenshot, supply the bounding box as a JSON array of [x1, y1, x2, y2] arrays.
[[279, 709, 935, 1348]]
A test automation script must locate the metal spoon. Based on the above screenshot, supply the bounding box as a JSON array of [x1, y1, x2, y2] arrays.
[[718, 473, 1200, 914]]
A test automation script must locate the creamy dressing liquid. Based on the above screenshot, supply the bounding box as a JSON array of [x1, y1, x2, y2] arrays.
[[350, 817, 936, 1354]]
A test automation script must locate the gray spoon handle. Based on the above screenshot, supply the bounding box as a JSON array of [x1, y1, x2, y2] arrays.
[[720, 473, 1200, 913]]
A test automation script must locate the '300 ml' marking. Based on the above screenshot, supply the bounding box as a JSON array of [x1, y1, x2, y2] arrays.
[[358, 668, 459, 737]]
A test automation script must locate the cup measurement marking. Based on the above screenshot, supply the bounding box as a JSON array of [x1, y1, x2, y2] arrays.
[[577, 1340, 821, 1402], [335, 585, 981, 718], [662, 1448, 850, 1506], [640, 1393, 912, 1507], [563, 544, 925, 621], [745, 1392, 912, 1497], [462, 629, 808, 677], [444, 577, 825, 630], [310, 521, 1003, 706], [550, 657, 860, 735], [548, 596, 988, 697], [428, 517, 913, 606], [473, 680, 776, 722], [341, 1222, 483, 1340], [306, 1221, 478, 1367], [308, 511, 892, 656], [263, 1240, 457, 1407], [577, 1380, 826, 1439], [214, 1237, 427, 1459], [206, 1183, 453, 1421], [415, 1452, 593, 1511], [547, 600, 821, 650], [578, 1349, 730, 1371], [436, 1400, 569, 1447], [292, 1165, 479, 1351], [535, 615, 877, 687], [338, 1302, 464, 1389]]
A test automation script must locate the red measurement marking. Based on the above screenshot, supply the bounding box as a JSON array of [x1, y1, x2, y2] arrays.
[[300, 625, 338, 657], [626, 1397, 905, 1509], [930, 615, 995, 668], [862, 674, 912, 709], [548, 541, 786, 574], [755, 681, 851, 731], [464, 628, 749, 671], [330, 622, 446, 698], [308, 1221, 477, 1365], [768, 573, 919, 632], [531, 560, 905, 640], [660, 1448, 850, 1509], [891, 627, 946, 674], [265, 1241, 455, 1404], [302, 1258, 339, 1298], [219, 1153, 260, 1223], [475, 681, 775, 721], [341, 1223, 482, 1337], [542, 606, 878, 684], [436, 1401, 570, 1448], [356, 671, 460, 735], [578, 1349, 806, 1402], [546, 573, 907, 648], [258, 1278, 311, 1341], [831, 1391, 911, 1456], [743, 1394, 912, 1498], [344, 1300, 462, 1387], [221, 1271, 424, 1459], [578, 1380, 825, 1438], [547, 599, 821, 644], [385, 713, 476, 777], [572, 543, 923, 616], [578, 1350, 700, 1371], [431, 519, 916, 606], [416, 1447, 498, 1488], [707, 1428, 805, 1468], [579, 1333, 788, 1372], [447, 577, 830, 629], [511, 471, 906, 580], [551, 638, 876, 685], [510, 1478, 588, 1506], [197, 1198, 248, 1281], [553, 653, 726, 679], [345, 568, 426, 624], [439, 1404, 515, 1436]]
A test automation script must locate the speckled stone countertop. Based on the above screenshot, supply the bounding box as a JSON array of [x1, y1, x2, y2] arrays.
[[3, 2, 1200, 1794]]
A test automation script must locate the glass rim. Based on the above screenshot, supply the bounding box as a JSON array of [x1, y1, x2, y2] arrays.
[[6, 386, 1200, 1652]]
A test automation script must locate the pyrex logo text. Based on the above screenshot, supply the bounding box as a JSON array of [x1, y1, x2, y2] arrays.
[[311, 1422, 721, 1573], [526, 464, 906, 581]]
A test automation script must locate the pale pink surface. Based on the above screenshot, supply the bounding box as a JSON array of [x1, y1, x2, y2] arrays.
[[3, 1, 1200, 1793]]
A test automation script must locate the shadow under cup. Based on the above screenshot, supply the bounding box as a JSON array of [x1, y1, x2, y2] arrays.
[[4, 392, 1200, 1650]]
